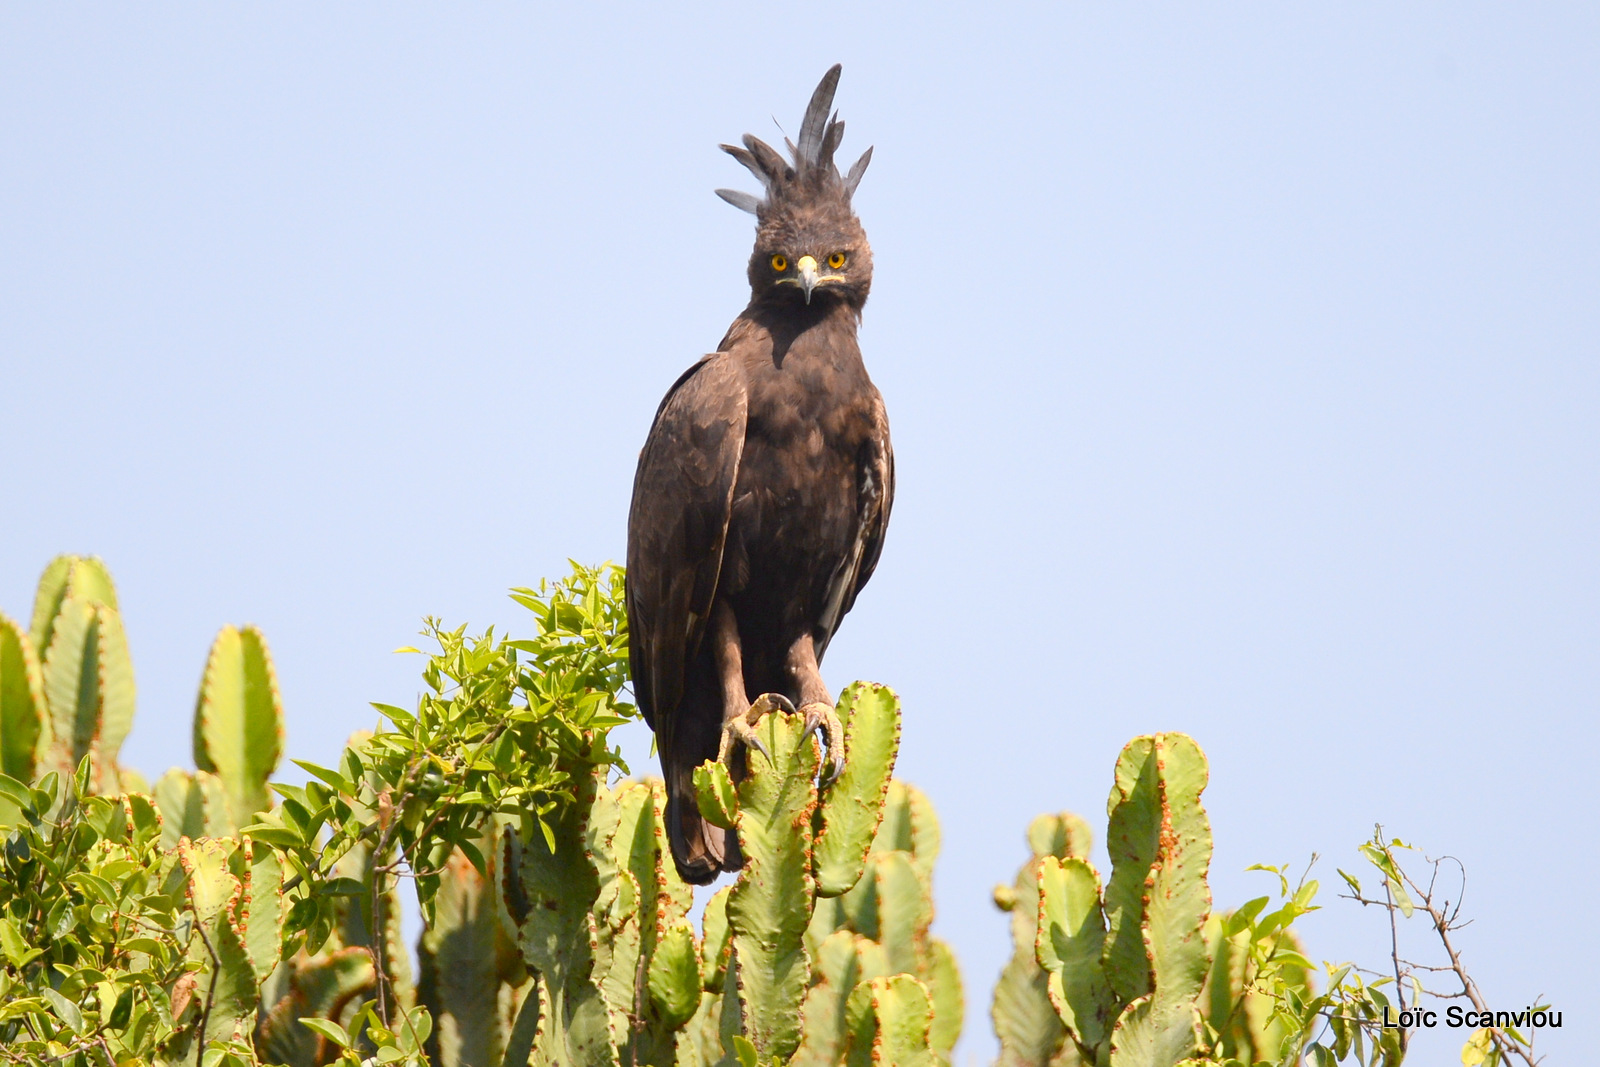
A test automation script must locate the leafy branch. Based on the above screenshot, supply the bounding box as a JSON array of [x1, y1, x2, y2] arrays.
[[1338, 827, 1544, 1067], [240, 563, 636, 1024]]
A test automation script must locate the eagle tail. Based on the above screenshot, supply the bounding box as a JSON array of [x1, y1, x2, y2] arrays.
[[660, 667, 743, 885], [664, 765, 741, 885]]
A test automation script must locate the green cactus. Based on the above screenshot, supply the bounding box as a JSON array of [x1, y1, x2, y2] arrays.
[[1035, 857, 1115, 1055], [991, 812, 1093, 1067], [508, 758, 617, 1066], [694, 759, 739, 829], [193, 623, 286, 827], [256, 947, 380, 1066], [1021, 733, 1214, 1066], [0, 611, 46, 781], [37, 589, 135, 795], [417, 836, 527, 1067], [805, 769, 960, 1063], [169, 836, 283, 1051], [700, 886, 733, 993], [593, 777, 696, 1065], [686, 682, 960, 1067], [154, 767, 236, 846], [1195, 910, 1313, 1063], [844, 974, 935, 1067], [29, 554, 118, 653], [649, 920, 704, 1030], [812, 682, 901, 896], [1102, 733, 1211, 1065], [726, 710, 822, 1060], [26, 556, 132, 795]]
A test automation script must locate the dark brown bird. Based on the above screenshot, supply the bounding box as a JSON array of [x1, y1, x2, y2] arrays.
[[626, 65, 893, 884]]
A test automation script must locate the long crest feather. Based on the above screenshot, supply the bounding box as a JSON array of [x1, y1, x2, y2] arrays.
[[715, 189, 762, 215], [818, 117, 844, 173], [795, 64, 841, 169], [741, 134, 792, 184], [844, 147, 873, 199], [720, 144, 770, 189], [715, 64, 872, 214]]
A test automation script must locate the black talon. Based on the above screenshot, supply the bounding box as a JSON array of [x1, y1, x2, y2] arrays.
[[754, 692, 796, 716], [822, 751, 845, 787]]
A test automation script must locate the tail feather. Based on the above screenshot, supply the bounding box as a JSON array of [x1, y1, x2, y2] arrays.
[[664, 769, 740, 885], [660, 662, 743, 884]]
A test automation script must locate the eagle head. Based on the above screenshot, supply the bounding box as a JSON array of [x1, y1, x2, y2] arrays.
[[714, 65, 874, 310]]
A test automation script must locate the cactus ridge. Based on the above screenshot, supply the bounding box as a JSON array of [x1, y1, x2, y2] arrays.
[[844, 974, 935, 1067], [29, 555, 117, 655], [154, 767, 235, 846], [812, 681, 902, 897], [726, 711, 822, 1059], [40, 595, 135, 794], [0, 611, 46, 782], [194, 623, 286, 828], [1035, 856, 1115, 1054], [1009, 732, 1216, 1067]]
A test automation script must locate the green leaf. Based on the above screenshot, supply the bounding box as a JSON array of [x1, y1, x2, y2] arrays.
[[0, 774, 35, 816], [292, 759, 353, 796], [41, 986, 85, 1034], [732, 1034, 760, 1067], [299, 1016, 355, 1048]]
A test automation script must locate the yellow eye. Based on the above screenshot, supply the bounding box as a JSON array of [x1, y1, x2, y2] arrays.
[[828, 251, 847, 269], [770, 254, 788, 272]]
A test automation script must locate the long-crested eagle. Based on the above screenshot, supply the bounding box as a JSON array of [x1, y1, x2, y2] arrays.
[[626, 65, 893, 884]]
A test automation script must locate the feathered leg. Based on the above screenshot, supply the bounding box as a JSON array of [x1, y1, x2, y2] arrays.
[[786, 632, 845, 784], [712, 600, 792, 765]]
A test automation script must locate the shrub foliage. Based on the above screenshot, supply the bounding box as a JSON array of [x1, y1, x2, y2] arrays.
[[0, 556, 1536, 1066]]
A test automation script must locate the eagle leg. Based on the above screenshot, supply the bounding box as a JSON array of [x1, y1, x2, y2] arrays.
[[717, 691, 793, 767], [710, 600, 783, 767], [785, 631, 845, 784]]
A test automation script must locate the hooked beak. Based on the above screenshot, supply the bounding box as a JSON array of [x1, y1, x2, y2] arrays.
[[796, 255, 820, 304]]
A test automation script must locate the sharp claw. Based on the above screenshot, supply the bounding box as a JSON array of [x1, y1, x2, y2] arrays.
[[749, 692, 795, 721], [721, 692, 792, 768], [724, 695, 847, 785], [823, 752, 846, 787], [799, 701, 847, 788]]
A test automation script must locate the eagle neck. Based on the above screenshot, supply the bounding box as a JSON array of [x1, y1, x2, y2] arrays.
[[728, 299, 862, 371]]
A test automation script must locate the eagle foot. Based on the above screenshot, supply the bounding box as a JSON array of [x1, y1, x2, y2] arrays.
[[799, 701, 846, 786], [717, 692, 794, 767]]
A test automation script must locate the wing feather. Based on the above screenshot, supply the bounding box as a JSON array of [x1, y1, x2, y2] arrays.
[[626, 354, 748, 737], [817, 394, 894, 657]]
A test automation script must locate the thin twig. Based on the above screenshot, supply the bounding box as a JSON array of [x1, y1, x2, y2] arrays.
[[192, 921, 220, 1067], [1398, 862, 1540, 1067], [1381, 876, 1408, 1053]]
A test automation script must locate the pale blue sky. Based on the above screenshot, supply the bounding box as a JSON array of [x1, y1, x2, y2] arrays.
[[2, 6, 1593, 1062]]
